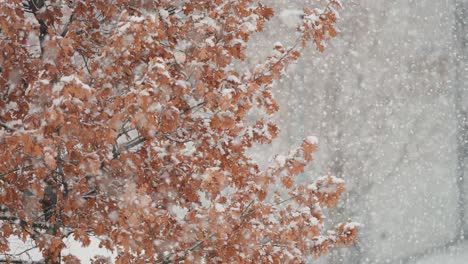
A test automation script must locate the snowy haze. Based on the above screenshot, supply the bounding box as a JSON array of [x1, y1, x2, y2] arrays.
[[249, 0, 468, 263], [5, 0, 468, 263]]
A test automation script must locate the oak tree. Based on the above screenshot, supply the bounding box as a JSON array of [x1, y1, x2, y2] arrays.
[[0, 0, 357, 262]]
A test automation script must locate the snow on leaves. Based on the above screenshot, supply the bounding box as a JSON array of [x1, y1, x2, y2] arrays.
[[0, 0, 357, 263]]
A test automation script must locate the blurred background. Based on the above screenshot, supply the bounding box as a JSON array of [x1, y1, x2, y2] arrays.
[[249, 0, 468, 263]]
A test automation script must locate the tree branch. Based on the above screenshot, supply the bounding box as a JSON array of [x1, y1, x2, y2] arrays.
[[124, 136, 146, 150], [0, 165, 34, 180], [1, 245, 38, 261], [0, 260, 43, 264], [0, 122, 14, 132], [61, 13, 74, 37], [0, 215, 50, 230]]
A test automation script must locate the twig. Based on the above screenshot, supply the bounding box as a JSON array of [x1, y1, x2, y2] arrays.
[[0, 122, 15, 132], [273, 193, 302, 206], [4, 245, 38, 259], [0, 165, 34, 179]]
